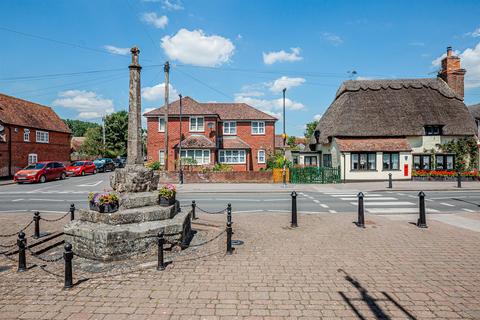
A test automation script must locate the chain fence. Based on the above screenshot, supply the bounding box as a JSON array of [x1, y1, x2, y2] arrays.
[[41, 212, 70, 222], [0, 220, 34, 238]]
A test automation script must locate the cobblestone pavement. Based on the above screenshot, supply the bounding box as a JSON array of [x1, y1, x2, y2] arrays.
[[1, 211, 480, 319]]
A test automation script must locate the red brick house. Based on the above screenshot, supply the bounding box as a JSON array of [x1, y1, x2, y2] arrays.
[[0, 93, 72, 177], [144, 97, 277, 171]]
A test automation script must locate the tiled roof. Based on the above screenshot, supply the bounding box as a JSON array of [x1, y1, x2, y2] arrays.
[[221, 136, 251, 149], [0, 93, 71, 134], [335, 138, 412, 152], [144, 96, 277, 121], [177, 135, 216, 149]]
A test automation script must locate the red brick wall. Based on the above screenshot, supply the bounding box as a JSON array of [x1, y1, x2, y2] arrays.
[[0, 125, 71, 177], [157, 171, 273, 183], [147, 116, 276, 172]]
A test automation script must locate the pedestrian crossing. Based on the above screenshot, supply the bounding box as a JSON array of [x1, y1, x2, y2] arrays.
[[0, 190, 90, 195], [323, 192, 442, 214]]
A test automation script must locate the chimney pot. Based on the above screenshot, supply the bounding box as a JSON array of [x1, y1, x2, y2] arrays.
[[438, 46, 465, 100], [447, 46, 452, 56]]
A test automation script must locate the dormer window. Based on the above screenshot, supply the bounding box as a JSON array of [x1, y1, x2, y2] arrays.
[[424, 125, 443, 136]]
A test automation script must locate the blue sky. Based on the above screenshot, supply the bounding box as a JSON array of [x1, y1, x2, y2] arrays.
[[1, 0, 480, 136]]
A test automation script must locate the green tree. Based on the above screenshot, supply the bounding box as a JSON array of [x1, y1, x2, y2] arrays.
[[63, 119, 100, 137], [304, 120, 319, 139], [266, 152, 292, 169], [105, 111, 128, 158], [80, 127, 103, 157]]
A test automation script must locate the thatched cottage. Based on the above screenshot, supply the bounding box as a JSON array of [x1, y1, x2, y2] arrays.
[[309, 47, 477, 181]]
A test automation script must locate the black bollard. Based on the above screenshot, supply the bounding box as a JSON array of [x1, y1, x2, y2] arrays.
[[157, 232, 165, 271], [69, 204, 75, 221], [357, 192, 365, 228], [457, 171, 462, 188], [191, 200, 197, 220], [226, 203, 233, 255], [63, 243, 73, 289], [33, 211, 40, 239], [291, 191, 298, 228], [17, 231, 27, 272], [388, 173, 393, 189], [417, 191, 428, 228]]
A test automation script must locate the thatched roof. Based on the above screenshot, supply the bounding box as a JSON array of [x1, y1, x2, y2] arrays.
[[315, 78, 476, 144], [469, 103, 480, 120], [335, 138, 411, 152]]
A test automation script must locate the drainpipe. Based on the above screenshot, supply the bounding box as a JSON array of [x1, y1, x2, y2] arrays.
[[7, 125, 12, 177], [342, 152, 346, 183]]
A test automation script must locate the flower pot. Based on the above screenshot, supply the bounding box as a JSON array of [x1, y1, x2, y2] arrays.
[[90, 201, 118, 213], [159, 196, 175, 207]]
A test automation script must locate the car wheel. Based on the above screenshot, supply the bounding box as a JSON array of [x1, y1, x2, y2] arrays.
[[39, 175, 46, 183], [81, 171, 85, 176], [60, 172, 66, 180]]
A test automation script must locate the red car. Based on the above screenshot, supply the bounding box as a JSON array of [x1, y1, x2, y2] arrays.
[[66, 161, 97, 176], [14, 161, 67, 184]]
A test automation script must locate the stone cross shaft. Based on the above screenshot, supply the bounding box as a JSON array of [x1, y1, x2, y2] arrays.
[[127, 47, 143, 165]]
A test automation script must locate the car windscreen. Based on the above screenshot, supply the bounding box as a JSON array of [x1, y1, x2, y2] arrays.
[[24, 163, 45, 170], [94, 160, 105, 164], [71, 162, 85, 166]]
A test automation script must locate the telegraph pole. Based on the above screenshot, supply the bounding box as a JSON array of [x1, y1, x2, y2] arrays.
[[179, 94, 184, 184], [164, 62, 170, 170], [282, 88, 287, 187], [102, 114, 106, 157]]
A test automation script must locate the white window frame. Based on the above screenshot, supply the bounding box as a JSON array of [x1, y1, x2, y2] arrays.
[[28, 153, 37, 164], [218, 150, 246, 164], [223, 121, 237, 135], [251, 121, 265, 135], [24, 129, 30, 142], [158, 117, 165, 132], [180, 149, 210, 165], [158, 150, 165, 165], [189, 117, 204, 132], [36, 130, 49, 143], [257, 150, 266, 164]]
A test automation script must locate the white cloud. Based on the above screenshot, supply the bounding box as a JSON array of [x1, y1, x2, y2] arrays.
[[141, 82, 179, 101], [103, 45, 130, 55], [141, 12, 168, 29], [52, 90, 114, 119], [262, 47, 302, 65], [162, 0, 183, 10], [269, 76, 306, 93], [464, 27, 480, 38], [234, 94, 305, 117], [313, 114, 322, 121], [432, 43, 480, 88], [161, 29, 235, 66], [321, 32, 343, 46]]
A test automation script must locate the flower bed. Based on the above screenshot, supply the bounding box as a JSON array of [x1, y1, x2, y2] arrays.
[[412, 170, 478, 181], [88, 192, 119, 213]]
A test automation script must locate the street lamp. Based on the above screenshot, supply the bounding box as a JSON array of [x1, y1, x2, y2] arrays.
[[179, 94, 184, 184], [282, 88, 287, 187]]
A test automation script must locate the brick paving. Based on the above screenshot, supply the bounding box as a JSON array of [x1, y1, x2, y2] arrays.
[[1, 211, 480, 319]]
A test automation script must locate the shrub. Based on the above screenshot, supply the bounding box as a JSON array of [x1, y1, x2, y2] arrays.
[[212, 163, 233, 172], [146, 161, 161, 170], [159, 184, 176, 199]]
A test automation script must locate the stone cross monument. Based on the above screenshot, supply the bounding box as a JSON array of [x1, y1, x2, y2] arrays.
[[110, 47, 159, 193], [127, 47, 143, 165]]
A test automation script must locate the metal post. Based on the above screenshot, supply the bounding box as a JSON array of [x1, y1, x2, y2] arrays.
[[357, 192, 365, 228], [164, 61, 170, 171], [69, 203, 75, 221], [33, 211, 40, 239], [226, 203, 233, 255], [191, 200, 197, 220], [63, 243, 73, 289], [291, 191, 298, 228], [17, 231, 27, 272], [417, 191, 427, 228], [179, 94, 183, 184], [457, 171, 462, 188], [157, 232, 165, 271], [388, 173, 392, 189]]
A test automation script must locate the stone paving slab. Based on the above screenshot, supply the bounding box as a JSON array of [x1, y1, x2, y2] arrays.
[[1, 211, 480, 319]]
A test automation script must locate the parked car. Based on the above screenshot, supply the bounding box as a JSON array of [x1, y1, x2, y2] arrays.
[[93, 158, 116, 172], [14, 161, 66, 183], [66, 161, 97, 176], [113, 158, 126, 168]]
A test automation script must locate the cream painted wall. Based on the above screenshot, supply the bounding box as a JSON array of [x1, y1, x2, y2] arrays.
[[339, 152, 411, 181]]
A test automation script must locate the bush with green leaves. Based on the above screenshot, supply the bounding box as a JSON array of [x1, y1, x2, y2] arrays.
[[146, 161, 161, 170], [266, 152, 292, 169]]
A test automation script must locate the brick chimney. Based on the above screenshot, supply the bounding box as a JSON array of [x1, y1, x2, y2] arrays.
[[438, 46, 466, 100]]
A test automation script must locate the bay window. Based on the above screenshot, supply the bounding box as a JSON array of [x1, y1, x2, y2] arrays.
[[251, 121, 265, 135], [223, 121, 237, 135], [219, 150, 246, 164], [180, 149, 210, 165], [351, 153, 376, 171], [383, 152, 399, 170], [189, 117, 204, 132]]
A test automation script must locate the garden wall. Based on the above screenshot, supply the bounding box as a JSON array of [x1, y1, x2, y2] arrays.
[[157, 171, 273, 184]]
